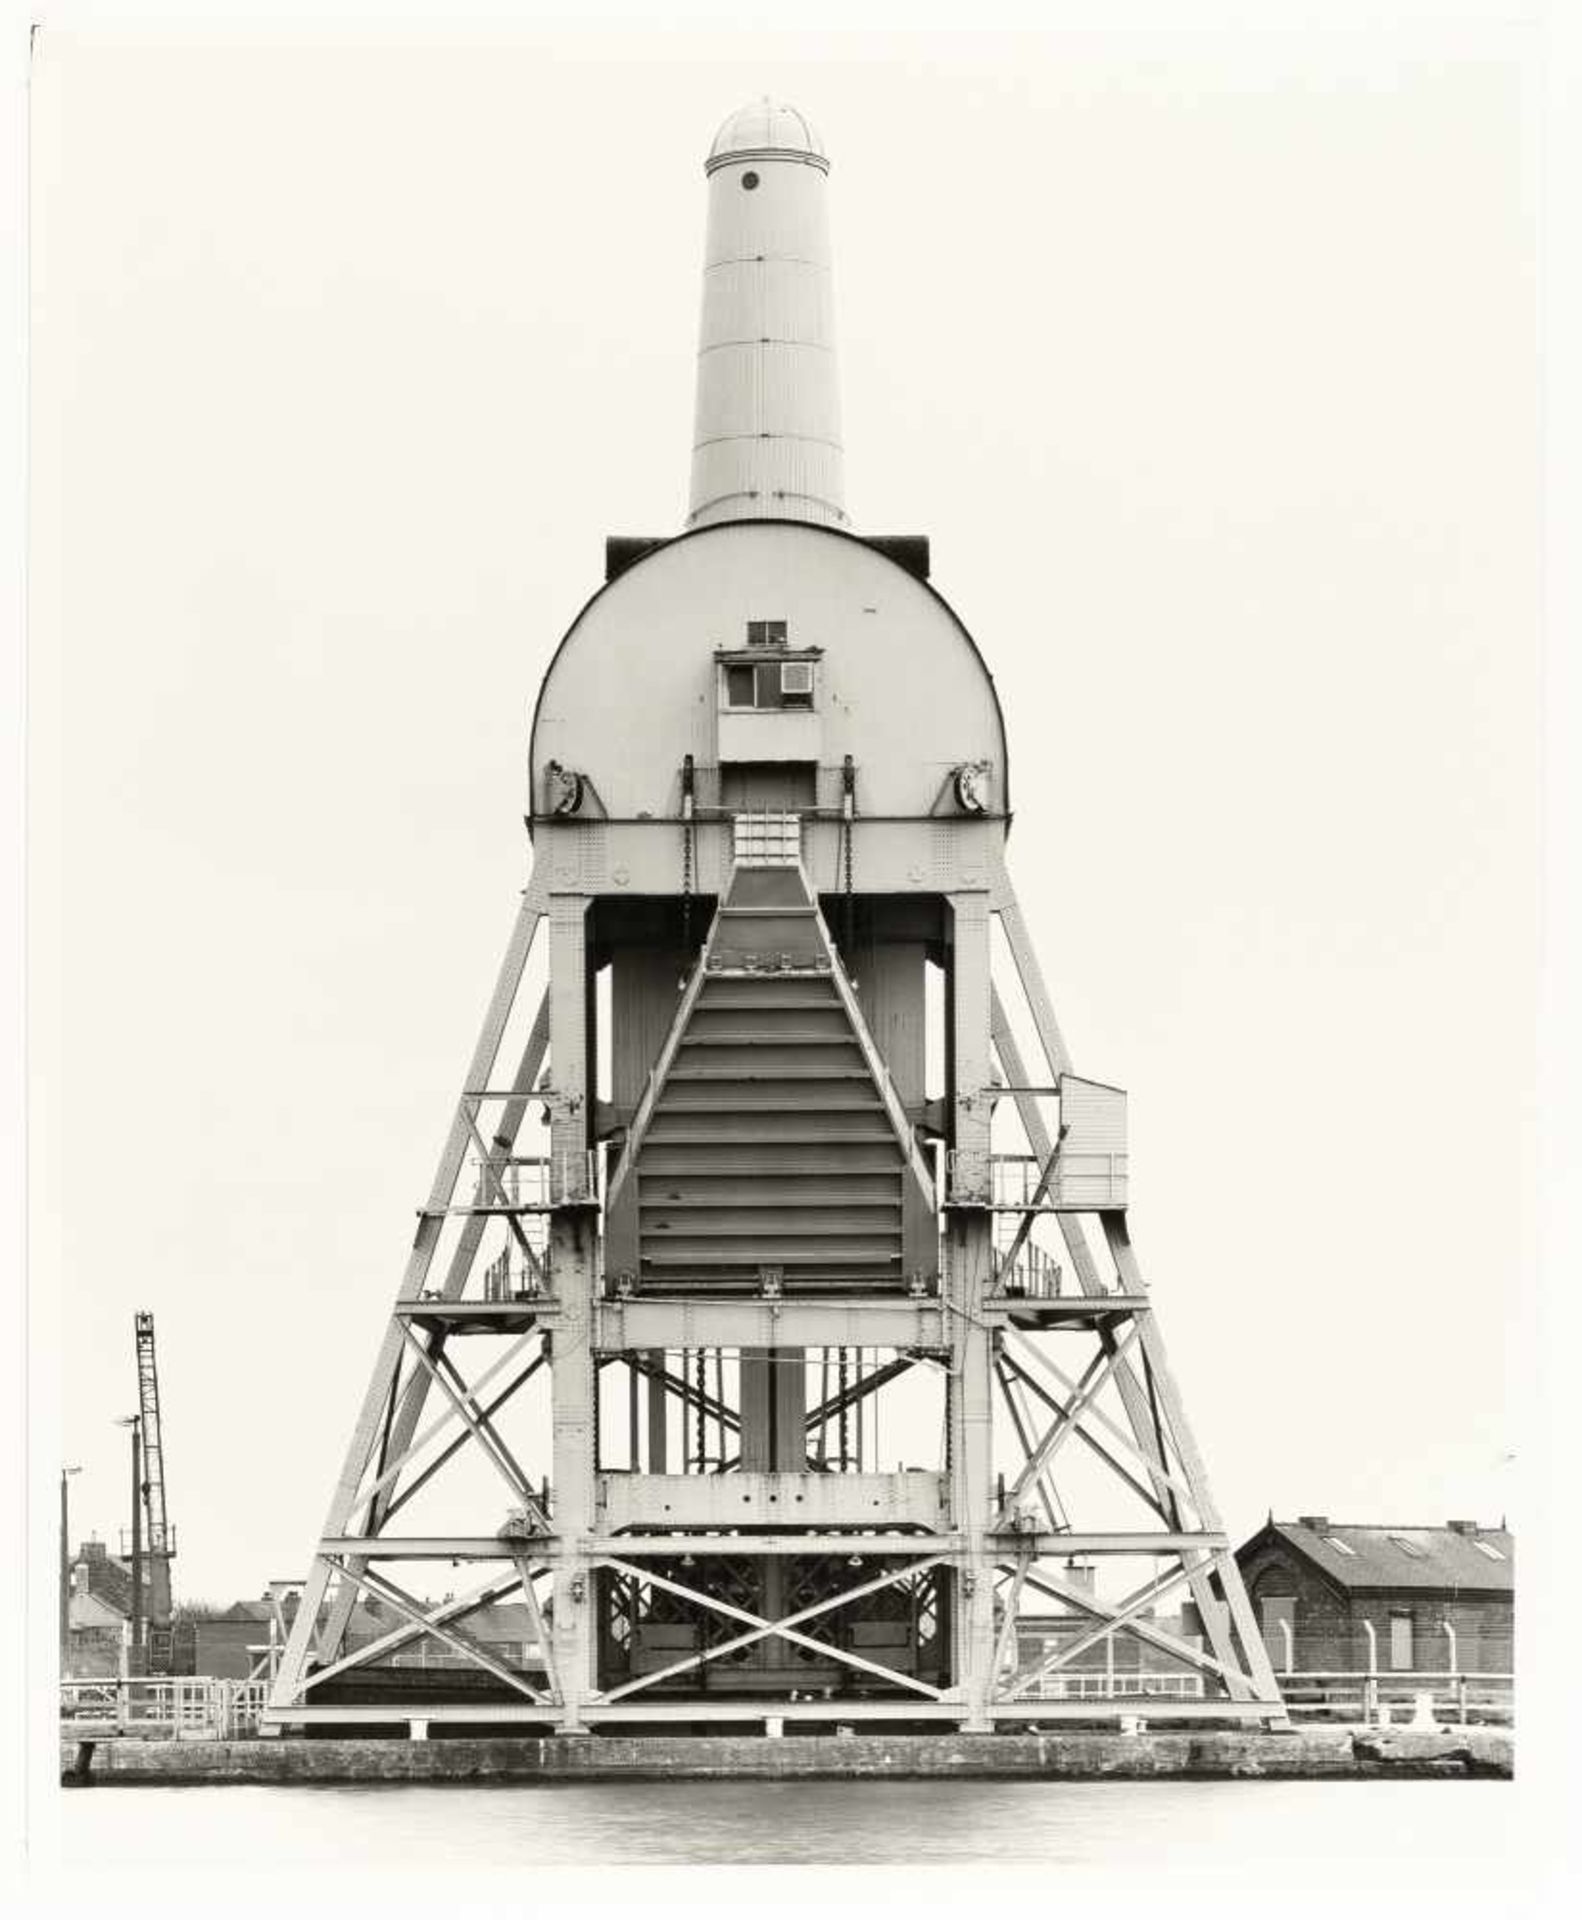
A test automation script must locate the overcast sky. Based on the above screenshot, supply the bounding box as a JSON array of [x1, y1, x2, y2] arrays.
[[29, 14, 1537, 1602]]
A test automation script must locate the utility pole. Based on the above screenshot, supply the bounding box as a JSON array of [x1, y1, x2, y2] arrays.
[[117, 1415, 143, 1670], [59, 1465, 80, 1674]]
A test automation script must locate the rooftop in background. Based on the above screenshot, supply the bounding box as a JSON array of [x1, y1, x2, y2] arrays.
[[71, 1539, 135, 1617], [1244, 1519, 1514, 1594], [706, 98, 828, 174]]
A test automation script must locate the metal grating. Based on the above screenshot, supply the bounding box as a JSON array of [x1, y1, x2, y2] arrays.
[[731, 810, 801, 867]]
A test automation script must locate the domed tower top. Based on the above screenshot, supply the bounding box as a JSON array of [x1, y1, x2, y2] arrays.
[[706, 98, 829, 174], [688, 99, 844, 529]]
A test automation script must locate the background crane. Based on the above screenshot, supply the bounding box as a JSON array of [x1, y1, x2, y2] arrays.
[[133, 1310, 176, 1637]]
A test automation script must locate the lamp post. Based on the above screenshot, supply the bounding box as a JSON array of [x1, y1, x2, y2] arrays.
[[59, 1465, 81, 1674], [115, 1416, 142, 1669]]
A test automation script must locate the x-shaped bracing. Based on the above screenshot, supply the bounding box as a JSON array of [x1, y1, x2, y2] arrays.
[[347, 1330, 546, 1530], [315, 1556, 555, 1706], [997, 1320, 1144, 1526], [595, 1553, 948, 1703], [995, 1551, 1236, 1701]]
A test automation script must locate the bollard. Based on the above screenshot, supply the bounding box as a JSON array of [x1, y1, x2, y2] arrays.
[[409, 1718, 430, 1742], [765, 1716, 784, 1739], [1410, 1692, 1439, 1731]]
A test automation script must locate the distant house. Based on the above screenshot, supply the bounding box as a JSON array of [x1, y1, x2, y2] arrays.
[[165, 1593, 543, 1682], [65, 1539, 134, 1677], [1234, 1517, 1513, 1676]]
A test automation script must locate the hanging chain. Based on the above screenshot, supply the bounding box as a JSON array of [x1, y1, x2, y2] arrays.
[[841, 755, 856, 960], [681, 754, 696, 958]]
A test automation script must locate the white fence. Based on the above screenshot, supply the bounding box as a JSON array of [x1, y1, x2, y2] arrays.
[[1023, 1671, 1205, 1702], [60, 1676, 270, 1740], [1276, 1669, 1514, 1726]]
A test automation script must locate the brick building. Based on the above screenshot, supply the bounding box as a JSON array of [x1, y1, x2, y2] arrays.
[[64, 1539, 134, 1676], [1234, 1517, 1513, 1676]]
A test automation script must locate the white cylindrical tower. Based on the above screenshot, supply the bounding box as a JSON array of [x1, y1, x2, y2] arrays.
[[687, 99, 845, 530]]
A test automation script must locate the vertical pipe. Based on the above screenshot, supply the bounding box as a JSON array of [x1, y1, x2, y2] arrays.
[[646, 1351, 668, 1473], [1362, 1617, 1379, 1723], [129, 1418, 143, 1668]]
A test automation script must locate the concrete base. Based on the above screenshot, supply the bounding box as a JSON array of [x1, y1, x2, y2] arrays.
[[60, 1727, 1512, 1786]]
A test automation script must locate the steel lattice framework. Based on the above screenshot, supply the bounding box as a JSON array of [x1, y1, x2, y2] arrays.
[[263, 831, 1288, 1734], [263, 101, 1288, 1739]]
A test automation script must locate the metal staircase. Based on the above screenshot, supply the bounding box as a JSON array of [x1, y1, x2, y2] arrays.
[[606, 825, 938, 1295]]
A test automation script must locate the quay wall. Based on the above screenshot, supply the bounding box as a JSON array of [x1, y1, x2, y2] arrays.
[[62, 1728, 1512, 1785]]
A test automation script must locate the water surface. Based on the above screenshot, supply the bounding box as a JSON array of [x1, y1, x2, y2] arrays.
[[59, 1777, 1518, 1878]]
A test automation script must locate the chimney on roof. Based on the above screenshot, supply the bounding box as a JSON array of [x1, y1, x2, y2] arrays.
[[1446, 1519, 1478, 1534], [1296, 1515, 1329, 1531]]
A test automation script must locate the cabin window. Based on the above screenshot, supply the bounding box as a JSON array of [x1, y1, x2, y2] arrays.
[[780, 661, 815, 709], [746, 619, 787, 647], [721, 659, 817, 711], [1389, 1612, 1414, 1670]]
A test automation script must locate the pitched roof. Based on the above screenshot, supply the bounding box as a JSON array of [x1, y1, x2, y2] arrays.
[[74, 1548, 133, 1617], [453, 1602, 534, 1640], [1243, 1521, 1514, 1594]]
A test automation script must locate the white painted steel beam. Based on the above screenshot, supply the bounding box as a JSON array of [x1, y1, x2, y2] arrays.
[[594, 1298, 947, 1352], [264, 1696, 1278, 1727], [596, 1469, 948, 1532], [313, 1530, 1227, 1559]]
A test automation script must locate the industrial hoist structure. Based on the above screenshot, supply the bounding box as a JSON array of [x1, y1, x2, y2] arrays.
[[265, 101, 1288, 1735]]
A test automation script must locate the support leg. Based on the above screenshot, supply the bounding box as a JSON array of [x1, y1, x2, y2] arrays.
[[271, 884, 544, 1709], [947, 890, 998, 1729], [989, 859, 1286, 1719], [548, 893, 596, 1731]]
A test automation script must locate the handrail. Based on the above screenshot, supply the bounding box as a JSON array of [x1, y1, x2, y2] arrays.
[[1269, 1668, 1513, 1727], [60, 1675, 271, 1739]]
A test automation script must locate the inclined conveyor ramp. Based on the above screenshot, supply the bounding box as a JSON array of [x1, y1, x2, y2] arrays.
[[604, 826, 938, 1295]]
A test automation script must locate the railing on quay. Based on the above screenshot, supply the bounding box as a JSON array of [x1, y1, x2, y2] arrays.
[[1273, 1668, 1514, 1726], [60, 1676, 271, 1740], [1024, 1671, 1205, 1702]]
